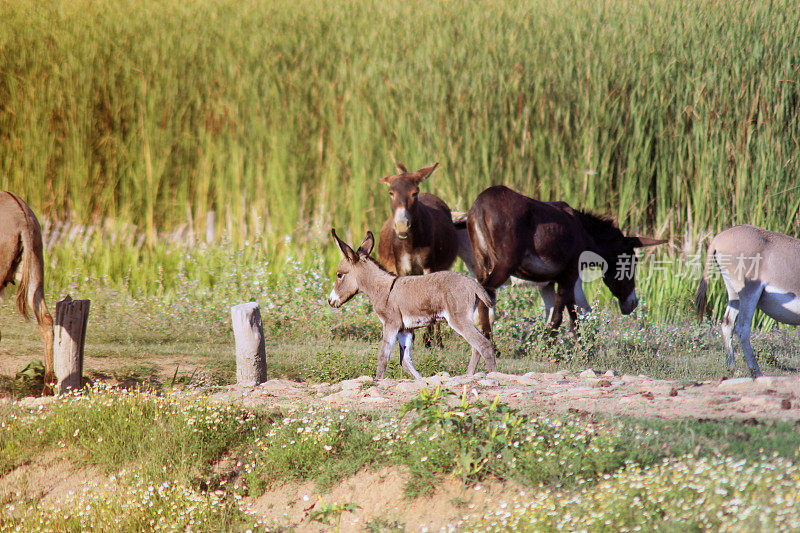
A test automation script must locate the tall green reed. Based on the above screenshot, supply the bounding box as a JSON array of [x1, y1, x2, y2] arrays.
[[2, 0, 799, 322]]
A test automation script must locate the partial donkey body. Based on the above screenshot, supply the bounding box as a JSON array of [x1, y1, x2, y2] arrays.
[[328, 229, 497, 379], [377, 162, 458, 276], [696, 224, 800, 377], [465, 186, 665, 342], [378, 162, 459, 347], [453, 209, 592, 321], [0, 192, 55, 392]]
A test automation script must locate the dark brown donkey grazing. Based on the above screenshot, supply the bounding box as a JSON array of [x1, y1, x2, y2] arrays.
[[378, 161, 459, 344], [467, 186, 666, 339], [0, 192, 55, 393]]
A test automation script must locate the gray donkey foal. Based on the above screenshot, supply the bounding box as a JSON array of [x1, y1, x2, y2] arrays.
[[327, 229, 497, 379]]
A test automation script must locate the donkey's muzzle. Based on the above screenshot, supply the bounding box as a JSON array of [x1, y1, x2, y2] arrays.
[[328, 290, 342, 308], [394, 209, 411, 238], [394, 222, 410, 239]]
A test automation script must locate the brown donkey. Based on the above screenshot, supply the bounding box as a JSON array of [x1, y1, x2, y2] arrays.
[[377, 162, 458, 275], [467, 186, 665, 340], [378, 162, 459, 346], [0, 192, 55, 393], [328, 229, 497, 379]]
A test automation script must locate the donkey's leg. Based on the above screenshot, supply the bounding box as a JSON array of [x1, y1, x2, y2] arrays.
[[551, 275, 578, 336], [397, 330, 422, 379], [474, 299, 493, 341], [377, 328, 399, 379], [434, 321, 444, 348], [449, 315, 496, 374], [538, 283, 556, 321], [549, 287, 567, 336], [721, 303, 738, 372], [732, 283, 764, 378], [474, 258, 517, 338], [422, 322, 444, 349], [574, 279, 591, 315], [466, 316, 482, 375], [566, 303, 579, 335], [32, 283, 55, 390], [719, 275, 745, 373]]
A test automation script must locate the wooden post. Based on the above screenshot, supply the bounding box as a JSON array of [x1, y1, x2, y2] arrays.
[[231, 302, 267, 386], [54, 295, 90, 394], [205, 210, 216, 244]]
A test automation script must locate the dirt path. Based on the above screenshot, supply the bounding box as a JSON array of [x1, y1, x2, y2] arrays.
[[244, 466, 526, 532], [209, 370, 800, 422]]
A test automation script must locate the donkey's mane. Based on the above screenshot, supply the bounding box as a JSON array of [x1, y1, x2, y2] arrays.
[[367, 254, 398, 277], [573, 209, 625, 244]]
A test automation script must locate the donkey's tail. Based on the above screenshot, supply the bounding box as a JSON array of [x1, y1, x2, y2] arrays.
[[469, 208, 506, 290], [8, 192, 43, 323], [475, 284, 495, 310], [694, 240, 717, 321]]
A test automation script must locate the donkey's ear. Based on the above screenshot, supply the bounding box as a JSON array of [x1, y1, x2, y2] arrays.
[[628, 236, 668, 248], [331, 228, 358, 262], [411, 162, 440, 183], [357, 231, 375, 257], [379, 174, 396, 186], [395, 161, 409, 173]]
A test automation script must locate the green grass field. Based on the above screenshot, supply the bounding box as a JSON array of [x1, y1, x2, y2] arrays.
[[2, 0, 800, 321]]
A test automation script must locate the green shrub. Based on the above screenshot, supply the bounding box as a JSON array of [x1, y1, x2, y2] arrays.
[[465, 455, 800, 532], [397, 387, 657, 496]]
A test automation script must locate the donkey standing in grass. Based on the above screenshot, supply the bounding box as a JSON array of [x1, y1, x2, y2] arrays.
[[0, 192, 55, 392], [378, 162, 459, 346], [328, 229, 497, 378], [696, 224, 800, 377], [378, 162, 458, 275], [465, 186, 665, 341], [453, 209, 592, 321]]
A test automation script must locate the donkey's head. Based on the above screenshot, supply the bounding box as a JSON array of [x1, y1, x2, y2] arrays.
[[328, 229, 375, 308], [601, 236, 668, 315], [379, 162, 439, 239]]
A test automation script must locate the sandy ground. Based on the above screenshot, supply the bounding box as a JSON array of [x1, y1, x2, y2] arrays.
[[209, 370, 800, 422]]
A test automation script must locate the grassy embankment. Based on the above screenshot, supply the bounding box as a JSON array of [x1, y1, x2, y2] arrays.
[[2, 386, 800, 531]]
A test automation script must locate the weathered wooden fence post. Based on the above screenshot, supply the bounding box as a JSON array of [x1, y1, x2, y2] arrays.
[[231, 302, 267, 386], [205, 210, 216, 244], [54, 295, 90, 394]]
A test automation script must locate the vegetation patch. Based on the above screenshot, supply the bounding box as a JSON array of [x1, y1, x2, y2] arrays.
[[2, 471, 267, 532], [4, 388, 800, 531], [462, 455, 800, 531], [0, 384, 269, 481], [396, 387, 662, 497], [241, 407, 387, 494]]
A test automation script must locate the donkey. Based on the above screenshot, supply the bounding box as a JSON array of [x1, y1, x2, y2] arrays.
[[0, 192, 55, 393], [378, 161, 459, 346], [466, 186, 665, 340], [453, 210, 592, 321], [328, 229, 497, 379], [695, 224, 800, 377]]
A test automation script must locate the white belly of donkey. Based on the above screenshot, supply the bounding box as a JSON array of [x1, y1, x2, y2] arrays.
[[757, 284, 800, 325]]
